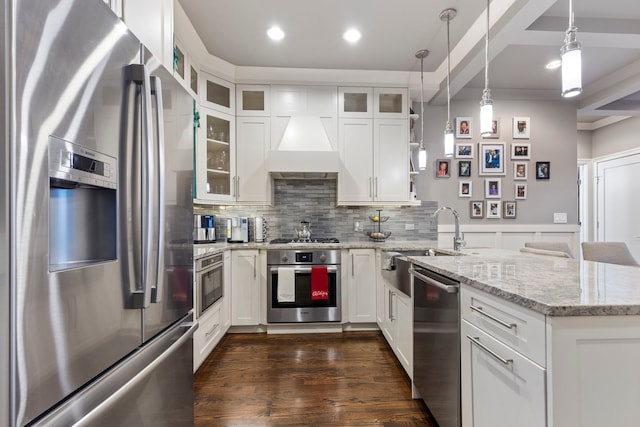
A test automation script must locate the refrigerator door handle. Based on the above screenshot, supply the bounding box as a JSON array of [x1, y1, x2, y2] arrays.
[[149, 75, 166, 304]]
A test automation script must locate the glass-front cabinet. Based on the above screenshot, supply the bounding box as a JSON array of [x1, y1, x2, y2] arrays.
[[339, 87, 373, 118], [373, 87, 408, 119], [236, 85, 270, 116], [200, 72, 235, 115], [195, 108, 236, 203]]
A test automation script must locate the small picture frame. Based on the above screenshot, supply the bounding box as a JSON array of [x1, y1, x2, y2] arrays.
[[503, 201, 517, 219], [485, 178, 502, 198], [487, 201, 502, 219], [479, 142, 506, 175], [458, 160, 471, 177], [536, 161, 550, 180], [511, 143, 531, 160], [436, 159, 451, 178], [455, 143, 474, 158], [456, 117, 472, 138], [513, 116, 531, 139], [459, 181, 472, 198], [470, 201, 484, 218], [513, 162, 528, 180], [515, 183, 527, 200], [483, 118, 499, 139]]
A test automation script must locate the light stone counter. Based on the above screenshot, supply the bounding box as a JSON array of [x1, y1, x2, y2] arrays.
[[408, 248, 640, 316]]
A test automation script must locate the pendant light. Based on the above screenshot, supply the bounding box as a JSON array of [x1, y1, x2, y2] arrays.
[[479, 0, 494, 137], [415, 49, 429, 170], [440, 8, 456, 157], [561, 0, 582, 98]]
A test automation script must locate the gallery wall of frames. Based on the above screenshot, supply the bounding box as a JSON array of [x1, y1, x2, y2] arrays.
[[415, 99, 578, 224]]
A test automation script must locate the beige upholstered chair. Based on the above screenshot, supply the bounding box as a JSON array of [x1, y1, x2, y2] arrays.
[[521, 241, 574, 258], [581, 242, 640, 266]]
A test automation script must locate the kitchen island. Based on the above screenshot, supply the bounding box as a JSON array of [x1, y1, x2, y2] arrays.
[[408, 249, 640, 427]]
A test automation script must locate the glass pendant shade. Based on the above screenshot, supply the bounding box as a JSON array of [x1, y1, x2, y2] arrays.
[[480, 89, 494, 137], [561, 32, 582, 98], [418, 147, 427, 170], [444, 123, 455, 157]]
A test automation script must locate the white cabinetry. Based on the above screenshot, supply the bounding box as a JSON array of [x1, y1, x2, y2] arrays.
[[231, 250, 261, 326], [123, 0, 174, 71], [200, 72, 235, 115], [193, 302, 223, 372], [195, 107, 236, 203], [338, 118, 373, 203], [373, 119, 409, 202], [339, 87, 373, 119], [237, 85, 271, 117], [460, 285, 546, 427], [374, 87, 408, 119], [378, 267, 412, 377], [346, 249, 376, 323], [103, 0, 122, 18]]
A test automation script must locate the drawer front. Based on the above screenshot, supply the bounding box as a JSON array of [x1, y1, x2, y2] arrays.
[[461, 320, 546, 427], [461, 285, 546, 367], [193, 305, 222, 371]]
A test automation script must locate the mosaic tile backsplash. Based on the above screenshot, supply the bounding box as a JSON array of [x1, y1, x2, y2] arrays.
[[196, 179, 438, 242]]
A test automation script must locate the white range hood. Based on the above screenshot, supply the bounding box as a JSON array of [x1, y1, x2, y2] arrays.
[[267, 115, 340, 178]]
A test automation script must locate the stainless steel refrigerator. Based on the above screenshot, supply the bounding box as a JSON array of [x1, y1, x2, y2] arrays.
[[1, 0, 196, 426]]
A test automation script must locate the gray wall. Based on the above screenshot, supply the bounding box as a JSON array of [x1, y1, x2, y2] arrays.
[[196, 180, 438, 243], [412, 99, 578, 225], [591, 116, 640, 158], [577, 130, 592, 159]]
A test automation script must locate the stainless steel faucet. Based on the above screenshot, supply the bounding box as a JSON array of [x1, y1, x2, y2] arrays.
[[433, 207, 465, 251]]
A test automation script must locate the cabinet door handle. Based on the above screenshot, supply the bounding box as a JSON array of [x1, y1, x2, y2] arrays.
[[205, 323, 219, 338], [369, 177, 372, 198], [467, 335, 513, 366], [469, 305, 517, 330], [388, 290, 395, 321], [374, 177, 378, 198], [351, 253, 355, 277], [236, 176, 240, 199], [253, 255, 257, 278]]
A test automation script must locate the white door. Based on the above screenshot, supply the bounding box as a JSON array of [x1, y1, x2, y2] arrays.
[[236, 117, 271, 203], [596, 153, 640, 260]]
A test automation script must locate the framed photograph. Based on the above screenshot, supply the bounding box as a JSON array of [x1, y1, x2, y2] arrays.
[[458, 160, 471, 177], [511, 143, 531, 160], [513, 162, 528, 180], [455, 143, 474, 158], [436, 159, 451, 178], [484, 178, 502, 198], [503, 201, 517, 219], [459, 181, 472, 198], [479, 142, 506, 175], [515, 183, 527, 199], [456, 117, 472, 138], [487, 201, 502, 219], [470, 201, 484, 218], [483, 118, 499, 138], [536, 161, 550, 180], [513, 116, 530, 139]]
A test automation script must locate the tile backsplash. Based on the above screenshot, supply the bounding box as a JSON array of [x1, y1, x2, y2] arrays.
[[195, 179, 438, 242]]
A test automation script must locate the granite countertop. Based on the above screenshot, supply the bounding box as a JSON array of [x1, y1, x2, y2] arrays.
[[408, 248, 640, 317]]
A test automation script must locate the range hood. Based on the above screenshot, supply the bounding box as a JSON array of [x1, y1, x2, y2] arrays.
[[267, 115, 340, 179]]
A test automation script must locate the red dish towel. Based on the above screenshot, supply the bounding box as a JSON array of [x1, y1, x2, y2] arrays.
[[311, 266, 329, 300]]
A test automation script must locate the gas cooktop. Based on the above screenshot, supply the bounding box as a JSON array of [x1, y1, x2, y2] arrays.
[[269, 238, 340, 244]]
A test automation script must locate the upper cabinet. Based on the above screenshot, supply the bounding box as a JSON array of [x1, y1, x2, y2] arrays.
[[200, 72, 235, 115], [374, 88, 408, 119], [237, 85, 270, 117], [339, 87, 373, 119], [123, 0, 174, 72], [102, 0, 122, 18]]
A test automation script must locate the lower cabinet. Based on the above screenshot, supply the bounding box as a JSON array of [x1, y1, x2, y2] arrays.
[[378, 278, 413, 378], [461, 320, 546, 427], [193, 302, 224, 372], [346, 249, 377, 323], [231, 249, 261, 326]]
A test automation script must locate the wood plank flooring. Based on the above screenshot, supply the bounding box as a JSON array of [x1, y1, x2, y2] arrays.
[[194, 331, 435, 426]]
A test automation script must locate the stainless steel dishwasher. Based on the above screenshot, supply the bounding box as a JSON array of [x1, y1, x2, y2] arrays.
[[410, 265, 460, 427]]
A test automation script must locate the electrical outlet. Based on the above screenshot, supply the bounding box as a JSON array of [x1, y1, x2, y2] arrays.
[[405, 223, 415, 230], [553, 212, 567, 224]]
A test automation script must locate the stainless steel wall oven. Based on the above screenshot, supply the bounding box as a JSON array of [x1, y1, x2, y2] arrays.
[[267, 249, 341, 323], [196, 252, 223, 317]]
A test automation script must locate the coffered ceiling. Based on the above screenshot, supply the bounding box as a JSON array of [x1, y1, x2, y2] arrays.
[[178, 0, 640, 127]]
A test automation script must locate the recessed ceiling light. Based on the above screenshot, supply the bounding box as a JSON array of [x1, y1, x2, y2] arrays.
[[545, 59, 561, 70], [267, 26, 285, 41], [343, 29, 361, 43]]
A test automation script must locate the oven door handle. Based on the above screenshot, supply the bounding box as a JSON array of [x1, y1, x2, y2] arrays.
[[269, 266, 338, 274]]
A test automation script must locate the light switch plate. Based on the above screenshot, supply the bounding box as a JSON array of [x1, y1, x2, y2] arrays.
[[553, 212, 567, 223]]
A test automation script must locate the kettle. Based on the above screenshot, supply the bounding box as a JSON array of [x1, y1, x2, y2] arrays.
[[293, 221, 312, 240]]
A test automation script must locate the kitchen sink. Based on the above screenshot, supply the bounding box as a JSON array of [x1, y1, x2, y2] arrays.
[[381, 249, 457, 297]]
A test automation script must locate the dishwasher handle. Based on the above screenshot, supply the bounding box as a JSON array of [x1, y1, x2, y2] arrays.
[[409, 267, 459, 294]]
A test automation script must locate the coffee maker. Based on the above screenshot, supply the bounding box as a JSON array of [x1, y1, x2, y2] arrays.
[[193, 214, 216, 243], [227, 217, 249, 243]]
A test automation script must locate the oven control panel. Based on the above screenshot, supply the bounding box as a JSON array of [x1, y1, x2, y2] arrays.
[[268, 250, 340, 266]]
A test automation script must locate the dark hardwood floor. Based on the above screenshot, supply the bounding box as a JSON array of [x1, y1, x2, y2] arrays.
[[194, 331, 435, 426]]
